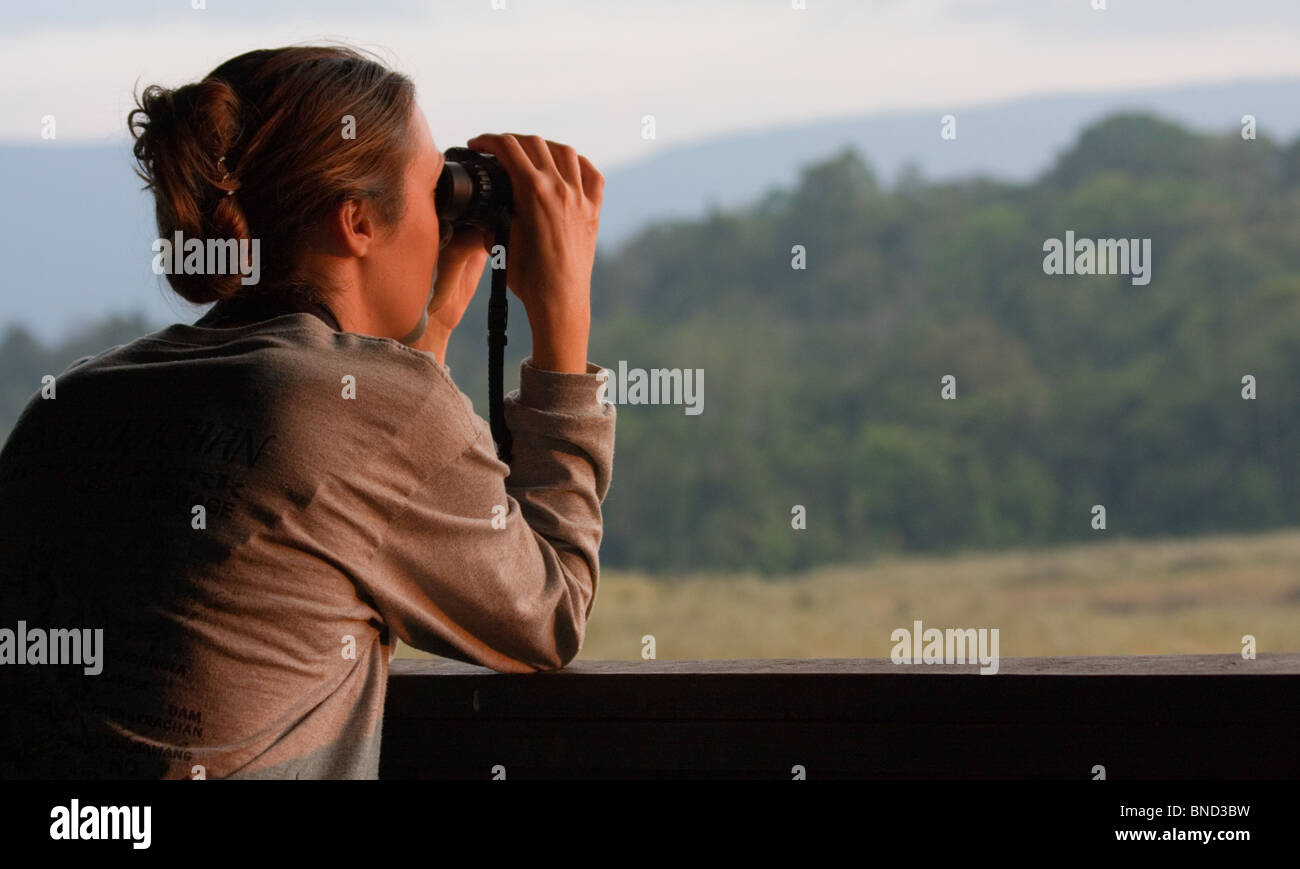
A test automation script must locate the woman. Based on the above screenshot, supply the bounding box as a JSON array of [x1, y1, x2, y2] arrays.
[[0, 45, 615, 779]]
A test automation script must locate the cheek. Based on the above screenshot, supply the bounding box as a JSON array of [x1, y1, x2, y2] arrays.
[[402, 218, 437, 294], [419, 216, 438, 279]]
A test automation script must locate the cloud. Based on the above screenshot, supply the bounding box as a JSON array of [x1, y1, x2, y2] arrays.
[[2, 0, 1297, 171]]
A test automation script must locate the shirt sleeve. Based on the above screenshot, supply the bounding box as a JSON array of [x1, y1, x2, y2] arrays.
[[359, 356, 616, 673]]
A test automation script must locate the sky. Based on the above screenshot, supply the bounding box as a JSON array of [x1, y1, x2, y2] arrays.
[[2, 0, 1299, 171]]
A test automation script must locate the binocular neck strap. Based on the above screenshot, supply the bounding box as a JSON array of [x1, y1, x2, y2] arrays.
[[487, 217, 513, 466]]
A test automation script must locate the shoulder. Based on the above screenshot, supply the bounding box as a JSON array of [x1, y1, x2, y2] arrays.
[[53, 315, 483, 469]]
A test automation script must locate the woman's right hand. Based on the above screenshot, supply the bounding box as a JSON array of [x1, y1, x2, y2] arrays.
[[464, 133, 603, 374]]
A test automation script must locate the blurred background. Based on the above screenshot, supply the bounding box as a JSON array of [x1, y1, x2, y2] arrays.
[[2, 0, 1298, 658]]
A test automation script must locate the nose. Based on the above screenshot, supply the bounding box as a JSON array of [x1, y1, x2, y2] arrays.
[[439, 219, 453, 250]]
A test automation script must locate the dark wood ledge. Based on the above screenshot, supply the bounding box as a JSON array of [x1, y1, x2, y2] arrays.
[[380, 654, 1300, 779]]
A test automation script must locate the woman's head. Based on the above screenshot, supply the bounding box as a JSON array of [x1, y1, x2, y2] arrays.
[[130, 45, 446, 339]]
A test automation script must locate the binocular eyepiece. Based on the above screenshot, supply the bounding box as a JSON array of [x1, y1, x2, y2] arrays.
[[435, 146, 514, 233]]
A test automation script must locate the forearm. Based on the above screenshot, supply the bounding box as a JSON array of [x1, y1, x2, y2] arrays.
[[361, 357, 616, 672]]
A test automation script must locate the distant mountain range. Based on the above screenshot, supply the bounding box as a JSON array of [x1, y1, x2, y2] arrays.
[[2, 77, 1297, 342]]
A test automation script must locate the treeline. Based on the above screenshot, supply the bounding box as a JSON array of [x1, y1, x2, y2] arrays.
[[4, 113, 1299, 573]]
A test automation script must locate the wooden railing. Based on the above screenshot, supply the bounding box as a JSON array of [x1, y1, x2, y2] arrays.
[[380, 654, 1300, 779]]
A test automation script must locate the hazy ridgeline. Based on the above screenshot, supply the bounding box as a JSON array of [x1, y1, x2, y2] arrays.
[[3, 113, 1299, 575]]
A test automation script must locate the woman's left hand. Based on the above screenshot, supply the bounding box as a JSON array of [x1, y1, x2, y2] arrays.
[[429, 225, 493, 333], [412, 225, 493, 359]]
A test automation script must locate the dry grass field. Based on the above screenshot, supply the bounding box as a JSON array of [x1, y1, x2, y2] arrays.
[[397, 528, 1300, 661]]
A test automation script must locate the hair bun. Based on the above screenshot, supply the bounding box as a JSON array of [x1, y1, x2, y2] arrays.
[[129, 79, 250, 304]]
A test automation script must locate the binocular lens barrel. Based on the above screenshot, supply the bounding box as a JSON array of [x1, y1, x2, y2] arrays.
[[435, 147, 513, 231]]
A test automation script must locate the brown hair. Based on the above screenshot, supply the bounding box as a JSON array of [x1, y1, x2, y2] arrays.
[[129, 45, 416, 305]]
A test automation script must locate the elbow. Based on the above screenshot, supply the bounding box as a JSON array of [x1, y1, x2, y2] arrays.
[[520, 549, 597, 672], [529, 614, 586, 672], [518, 597, 587, 673]]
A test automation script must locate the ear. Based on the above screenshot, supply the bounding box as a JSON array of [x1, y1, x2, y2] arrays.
[[324, 198, 379, 257]]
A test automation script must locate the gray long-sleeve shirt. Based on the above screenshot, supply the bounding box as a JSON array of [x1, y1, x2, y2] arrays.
[[0, 311, 615, 778]]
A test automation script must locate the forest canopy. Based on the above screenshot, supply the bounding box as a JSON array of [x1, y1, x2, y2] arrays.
[[4, 113, 1297, 574]]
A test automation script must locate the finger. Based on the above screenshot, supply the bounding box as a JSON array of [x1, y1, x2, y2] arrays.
[[460, 234, 492, 261], [502, 133, 559, 176], [544, 140, 583, 190], [440, 228, 490, 262], [466, 133, 539, 185], [578, 154, 604, 203], [449, 224, 492, 254], [465, 135, 539, 217]]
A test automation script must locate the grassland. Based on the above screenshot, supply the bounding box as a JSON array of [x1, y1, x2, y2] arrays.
[[396, 528, 1300, 661]]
